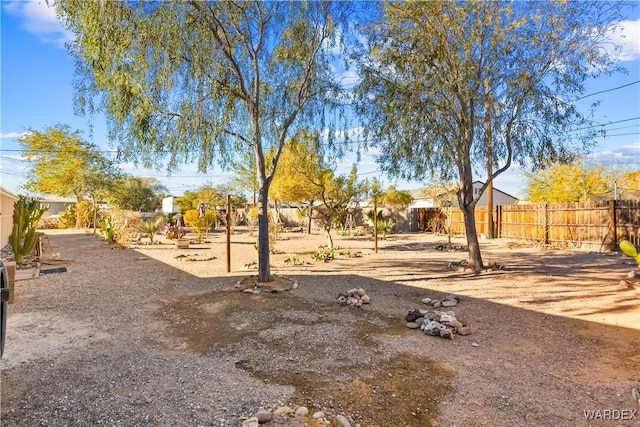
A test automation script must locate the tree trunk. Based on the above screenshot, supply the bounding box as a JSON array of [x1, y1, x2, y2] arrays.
[[324, 225, 334, 249], [461, 203, 483, 271], [257, 185, 271, 282], [307, 205, 313, 234]]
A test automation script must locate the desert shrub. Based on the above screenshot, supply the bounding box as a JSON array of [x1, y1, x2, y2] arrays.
[[184, 209, 217, 243], [138, 217, 167, 243], [58, 205, 76, 229]]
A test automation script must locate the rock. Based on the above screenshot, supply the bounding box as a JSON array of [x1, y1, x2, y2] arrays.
[[335, 414, 352, 427], [243, 288, 254, 293], [440, 327, 454, 339], [241, 417, 259, 427], [357, 288, 366, 296], [439, 313, 455, 323], [445, 295, 460, 302], [471, 342, 479, 347], [446, 319, 463, 329], [273, 406, 294, 416], [405, 309, 423, 322], [632, 387, 640, 401], [312, 411, 326, 419], [421, 297, 432, 304], [628, 270, 638, 279], [457, 326, 472, 335], [442, 300, 457, 307], [295, 406, 309, 417], [407, 322, 420, 329], [255, 409, 272, 423], [415, 317, 425, 326], [361, 294, 371, 304], [433, 301, 442, 308]]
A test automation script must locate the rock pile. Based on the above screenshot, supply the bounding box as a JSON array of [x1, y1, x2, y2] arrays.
[[406, 295, 471, 339], [240, 405, 353, 427], [337, 287, 371, 307]]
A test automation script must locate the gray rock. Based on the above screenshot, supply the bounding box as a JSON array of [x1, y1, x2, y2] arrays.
[[447, 319, 463, 329], [421, 297, 432, 304], [335, 414, 352, 427], [295, 406, 309, 417], [442, 300, 457, 307], [415, 317, 425, 326], [312, 411, 326, 419], [433, 301, 442, 308], [255, 409, 272, 423], [361, 294, 371, 304]]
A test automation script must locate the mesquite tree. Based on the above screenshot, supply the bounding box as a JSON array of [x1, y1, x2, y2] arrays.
[[56, 1, 351, 282], [355, 1, 627, 271]]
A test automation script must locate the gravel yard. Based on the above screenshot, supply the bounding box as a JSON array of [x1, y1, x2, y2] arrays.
[[1, 228, 639, 427]]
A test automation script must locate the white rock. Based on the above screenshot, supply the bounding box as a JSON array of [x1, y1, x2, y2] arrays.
[[442, 300, 457, 307], [241, 417, 259, 427], [295, 406, 309, 417], [335, 415, 352, 427], [421, 297, 432, 304], [312, 411, 326, 419]]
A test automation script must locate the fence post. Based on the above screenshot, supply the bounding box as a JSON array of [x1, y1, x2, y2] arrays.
[[543, 204, 549, 246], [609, 199, 617, 251]]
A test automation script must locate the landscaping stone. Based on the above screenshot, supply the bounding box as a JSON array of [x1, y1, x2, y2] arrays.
[[337, 287, 371, 307]]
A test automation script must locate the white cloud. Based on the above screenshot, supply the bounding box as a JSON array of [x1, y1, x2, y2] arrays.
[[586, 142, 640, 164], [0, 131, 31, 139], [606, 19, 640, 62], [3, 0, 74, 49]]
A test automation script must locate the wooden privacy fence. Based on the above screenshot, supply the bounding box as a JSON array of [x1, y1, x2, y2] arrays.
[[417, 200, 640, 251]]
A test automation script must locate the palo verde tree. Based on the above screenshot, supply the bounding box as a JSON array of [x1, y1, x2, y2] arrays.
[[355, 1, 627, 271], [270, 132, 327, 234], [19, 124, 120, 228], [56, 1, 351, 282], [525, 161, 613, 203]]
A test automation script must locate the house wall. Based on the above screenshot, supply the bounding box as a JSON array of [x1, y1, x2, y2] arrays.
[[0, 187, 19, 249]]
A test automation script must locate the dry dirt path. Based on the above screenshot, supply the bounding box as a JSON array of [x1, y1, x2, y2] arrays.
[[1, 228, 639, 427]]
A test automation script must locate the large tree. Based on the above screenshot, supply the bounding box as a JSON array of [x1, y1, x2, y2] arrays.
[[56, 1, 350, 282], [106, 176, 167, 212], [19, 124, 120, 227], [525, 161, 612, 203], [355, 1, 626, 271], [270, 133, 327, 234]]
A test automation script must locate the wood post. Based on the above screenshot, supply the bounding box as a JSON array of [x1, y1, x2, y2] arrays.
[[226, 195, 231, 273], [609, 199, 617, 251]]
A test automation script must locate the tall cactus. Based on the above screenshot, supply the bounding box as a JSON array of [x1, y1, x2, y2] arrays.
[[9, 196, 48, 265]]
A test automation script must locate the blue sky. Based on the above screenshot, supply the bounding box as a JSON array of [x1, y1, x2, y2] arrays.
[[1, 1, 639, 200]]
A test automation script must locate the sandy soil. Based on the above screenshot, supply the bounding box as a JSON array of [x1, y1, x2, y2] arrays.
[[1, 227, 639, 427]]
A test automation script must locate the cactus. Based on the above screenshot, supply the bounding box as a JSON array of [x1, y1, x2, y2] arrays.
[[100, 216, 117, 244], [9, 196, 48, 265], [620, 240, 640, 266]]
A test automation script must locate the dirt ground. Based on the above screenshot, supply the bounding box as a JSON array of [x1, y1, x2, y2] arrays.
[[2, 227, 640, 426]]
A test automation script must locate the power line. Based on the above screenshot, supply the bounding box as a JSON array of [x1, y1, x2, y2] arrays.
[[574, 80, 640, 101]]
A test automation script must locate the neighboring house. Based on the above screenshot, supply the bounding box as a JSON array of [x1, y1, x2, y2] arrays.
[[162, 196, 179, 214], [408, 182, 519, 208], [38, 197, 78, 218], [471, 181, 519, 206], [0, 187, 19, 249]]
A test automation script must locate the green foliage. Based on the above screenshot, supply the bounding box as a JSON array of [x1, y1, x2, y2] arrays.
[[18, 124, 121, 208], [354, 1, 626, 270], [9, 196, 48, 265], [137, 217, 167, 243], [620, 240, 640, 266], [183, 209, 217, 243], [311, 247, 350, 263], [106, 176, 167, 212], [99, 216, 118, 245], [76, 200, 97, 229], [55, 0, 351, 283], [59, 205, 77, 229]]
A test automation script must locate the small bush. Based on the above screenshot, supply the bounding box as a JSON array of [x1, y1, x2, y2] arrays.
[[184, 209, 217, 243]]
